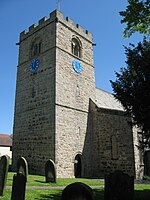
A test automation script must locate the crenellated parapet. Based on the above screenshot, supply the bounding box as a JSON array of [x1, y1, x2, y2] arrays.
[[20, 10, 93, 42]]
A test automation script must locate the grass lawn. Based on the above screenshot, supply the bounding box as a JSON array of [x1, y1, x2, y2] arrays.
[[134, 185, 150, 200], [0, 189, 105, 200], [0, 173, 149, 200], [0, 189, 62, 200], [6, 172, 103, 187]]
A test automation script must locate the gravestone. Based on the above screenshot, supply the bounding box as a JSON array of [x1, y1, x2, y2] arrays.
[[0, 155, 9, 196], [61, 182, 94, 200], [17, 157, 28, 181], [105, 170, 134, 200], [45, 159, 56, 183], [11, 172, 26, 200], [144, 150, 150, 176]]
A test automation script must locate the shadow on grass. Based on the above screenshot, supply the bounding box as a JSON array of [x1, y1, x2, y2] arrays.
[[93, 189, 104, 200], [28, 188, 150, 200], [34, 191, 62, 200], [34, 180, 46, 184], [34, 189, 104, 200], [134, 189, 150, 200], [93, 189, 150, 200]]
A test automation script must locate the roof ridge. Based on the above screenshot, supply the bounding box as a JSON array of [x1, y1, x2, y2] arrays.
[[95, 87, 113, 95]]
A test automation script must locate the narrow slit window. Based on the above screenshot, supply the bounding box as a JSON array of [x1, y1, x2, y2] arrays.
[[76, 85, 80, 97], [111, 135, 118, 160]]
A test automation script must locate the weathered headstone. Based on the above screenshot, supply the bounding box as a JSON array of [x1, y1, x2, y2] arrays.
[[144, 150, 150, 176], [17, 157, 28, 181], [0, 155, 9, 196], [45, 159, 56, 183], [105, 170, 134, 200], [11, 172, 26, 200], [61, 182, 94, 200]]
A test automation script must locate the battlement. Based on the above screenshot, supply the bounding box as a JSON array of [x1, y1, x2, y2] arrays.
[[20, 10, 93, 41]]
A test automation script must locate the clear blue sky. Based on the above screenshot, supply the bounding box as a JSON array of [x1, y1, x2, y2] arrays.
[[0, 0, 142, 134]]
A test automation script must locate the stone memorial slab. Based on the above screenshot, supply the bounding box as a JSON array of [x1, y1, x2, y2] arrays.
[[144, 150, 150, 176], [61, 182, 94, 200], [17, 157, 28, 181], [0, 155, 9, 196], [11, 172, 26, 200], [45, 159, 56, 183], [105, 170, 134, 200]]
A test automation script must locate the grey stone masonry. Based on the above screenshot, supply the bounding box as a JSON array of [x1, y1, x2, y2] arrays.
[[13, 10, 57, 175], [90, 103, 135, 178], [12, 9, 136, 178], [12, 9, 95, 177], [55, 10, 95, 177]]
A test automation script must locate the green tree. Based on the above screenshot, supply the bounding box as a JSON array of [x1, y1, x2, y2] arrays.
[[110, 40, 150, 148], [120, 0, 150, 37]]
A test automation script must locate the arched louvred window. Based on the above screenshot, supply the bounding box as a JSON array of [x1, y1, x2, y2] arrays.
[[71, 37, 82, 58], [31, 37, 42, 58]]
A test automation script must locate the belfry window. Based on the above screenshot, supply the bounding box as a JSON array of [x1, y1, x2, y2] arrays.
[[31, 38, 42, 57], [71, 37, 81, 58]]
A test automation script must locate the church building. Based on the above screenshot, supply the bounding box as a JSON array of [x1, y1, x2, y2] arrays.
[[12, 10, 141, 178]]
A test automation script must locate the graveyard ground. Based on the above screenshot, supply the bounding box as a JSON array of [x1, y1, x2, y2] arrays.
[[0, 173, 150, 200]]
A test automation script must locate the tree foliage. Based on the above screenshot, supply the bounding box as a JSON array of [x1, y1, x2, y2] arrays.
[[120, 0, 150, 37], [110, 40, 150, 147]]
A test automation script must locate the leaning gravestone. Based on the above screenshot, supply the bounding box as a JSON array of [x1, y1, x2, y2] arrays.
[[17, 157, 28, 182], [61, 182, 95, 200], [105, 170, 134, 200], [45, 159, 56, 183], [11, 172, 26, 200], [0, 155, 9, 196]]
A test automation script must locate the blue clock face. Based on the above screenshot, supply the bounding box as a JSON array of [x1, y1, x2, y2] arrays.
[[30, 59, 40, 73], [72, 59, 82, 74]]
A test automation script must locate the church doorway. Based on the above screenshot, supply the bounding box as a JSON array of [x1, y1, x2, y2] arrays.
[[74, 154, 82, 178]]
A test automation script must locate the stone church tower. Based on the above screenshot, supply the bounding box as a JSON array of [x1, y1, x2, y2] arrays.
[[13, 9, 136, 179], [12, 10, 96, 177]]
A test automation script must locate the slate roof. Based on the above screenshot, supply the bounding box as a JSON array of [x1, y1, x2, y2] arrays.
[[0, 134, 12, 147], [95, 88, 124, 111]]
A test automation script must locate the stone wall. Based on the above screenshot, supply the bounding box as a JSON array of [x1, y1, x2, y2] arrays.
[[0, 147, 12, 158], [55, 11, 95, 178], [55, 13, 95, 111], [12, 9, 137, 178], [91, 105, 135, 178], [12, 12, 57, 175], [132, 126, 144, 179], [55, 106, 89, 177], [13, 10, 96, 177]]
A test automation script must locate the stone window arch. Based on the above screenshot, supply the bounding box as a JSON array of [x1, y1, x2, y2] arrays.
[[71, 37, 82, 58], [31, 37, 42, 58]]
